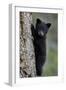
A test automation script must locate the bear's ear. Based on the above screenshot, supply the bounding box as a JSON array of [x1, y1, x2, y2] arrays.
[[46, 23, 51, 28], [36, 18, 41, 24]]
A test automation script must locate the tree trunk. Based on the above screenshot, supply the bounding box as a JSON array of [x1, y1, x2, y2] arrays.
[[20, 12, 36, 77]]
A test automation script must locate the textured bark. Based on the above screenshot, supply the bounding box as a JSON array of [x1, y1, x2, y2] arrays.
[[20, 12, 36, 77]]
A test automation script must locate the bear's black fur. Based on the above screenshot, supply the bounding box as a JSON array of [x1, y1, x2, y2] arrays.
[[31, 18, 51, 76]]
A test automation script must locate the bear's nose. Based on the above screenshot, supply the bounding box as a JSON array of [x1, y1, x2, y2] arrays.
[[38, 31, 44, 36]]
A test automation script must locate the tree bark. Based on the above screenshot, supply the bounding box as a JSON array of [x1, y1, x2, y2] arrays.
[[20, 12, 36, 77]]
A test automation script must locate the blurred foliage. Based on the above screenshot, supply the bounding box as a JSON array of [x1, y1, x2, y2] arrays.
[[42, 48, 58, 76]]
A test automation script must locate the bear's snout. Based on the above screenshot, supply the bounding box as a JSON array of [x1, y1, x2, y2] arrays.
[[38, 31, 45, 36]]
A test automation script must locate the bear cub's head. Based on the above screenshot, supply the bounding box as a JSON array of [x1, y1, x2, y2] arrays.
[[36, 18, 51, 38]]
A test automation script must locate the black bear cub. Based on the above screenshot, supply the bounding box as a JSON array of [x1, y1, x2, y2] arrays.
[[31, 18, 51, 76]]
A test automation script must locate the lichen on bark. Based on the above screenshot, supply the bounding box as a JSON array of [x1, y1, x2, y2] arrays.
[[20, 12, 36, 77]]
